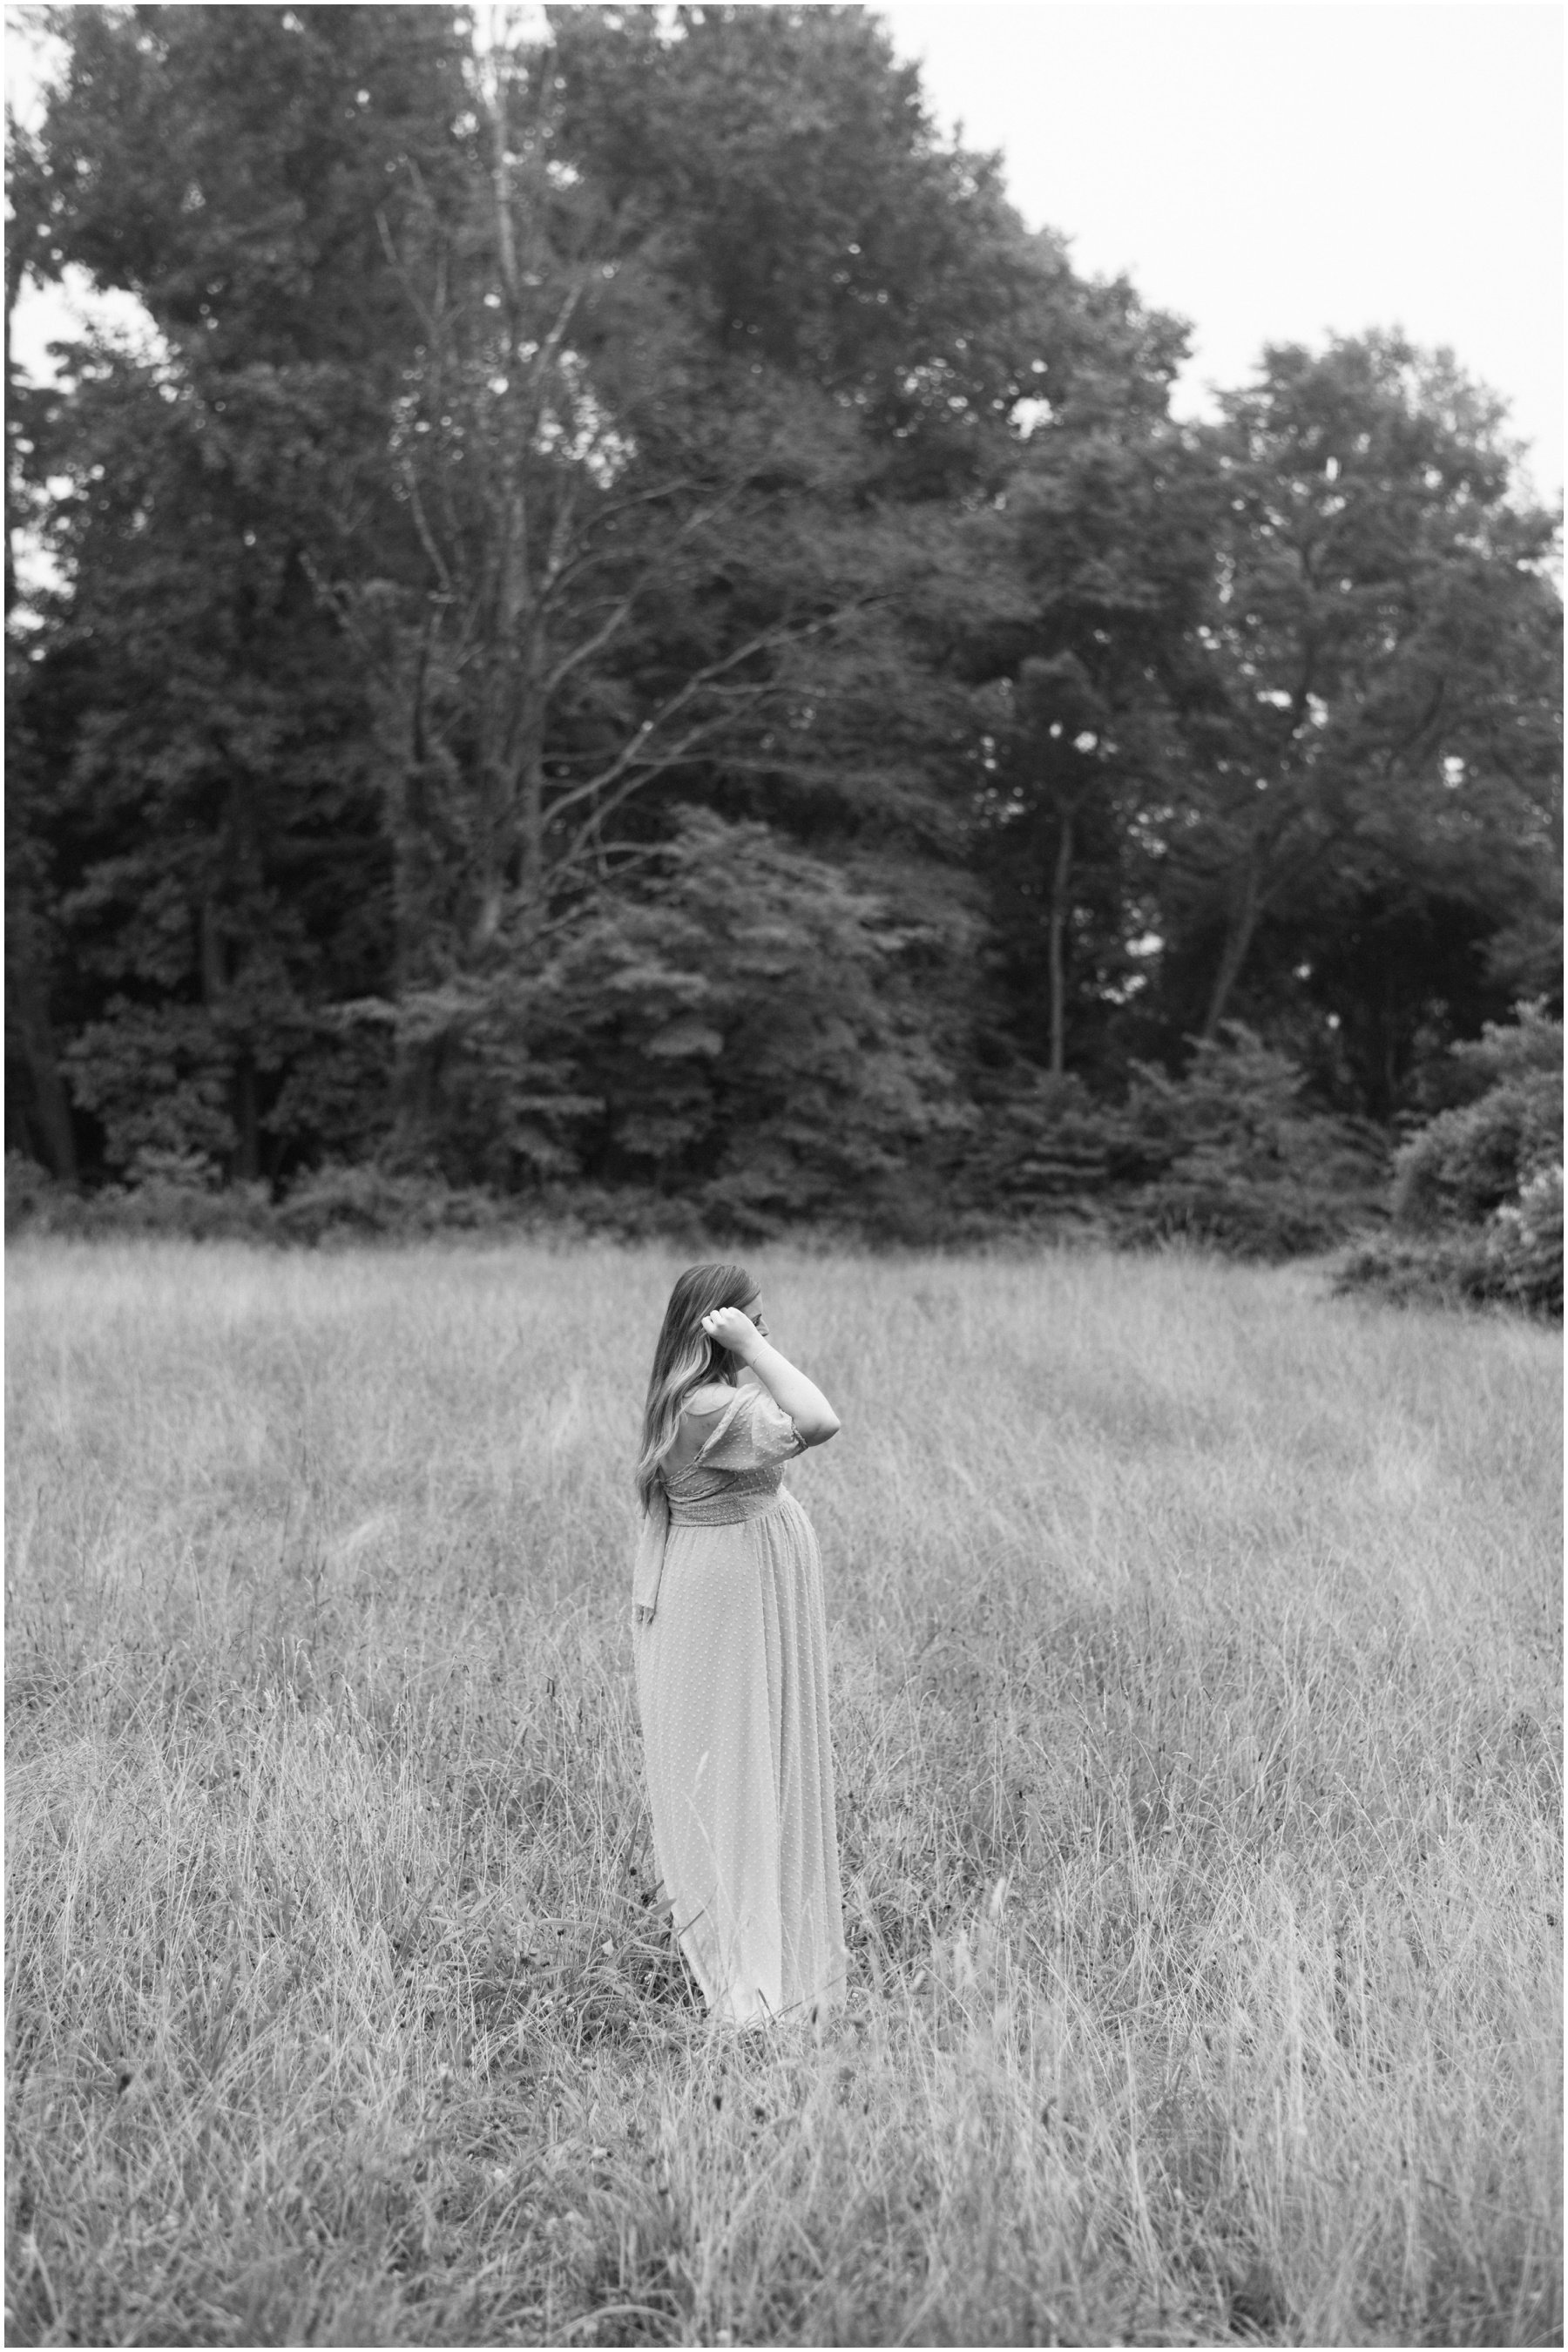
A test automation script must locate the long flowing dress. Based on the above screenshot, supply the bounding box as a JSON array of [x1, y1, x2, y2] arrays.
[[632, 1380, 847, 2025]]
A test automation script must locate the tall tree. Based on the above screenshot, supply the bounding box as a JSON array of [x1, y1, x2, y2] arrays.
[[8, 5, 470, 1179], [1159, 335, 1561, 1077], [311, 3, 1173, 1171], [6, 109, 81, 1178], [968, 409, 1207, 1084]]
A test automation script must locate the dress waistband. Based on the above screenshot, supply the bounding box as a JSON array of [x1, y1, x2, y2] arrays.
[[666, 1487, 786, 1530]]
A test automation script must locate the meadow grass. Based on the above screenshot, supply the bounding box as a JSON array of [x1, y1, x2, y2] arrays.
[[4, 1236, 1561, 2348]]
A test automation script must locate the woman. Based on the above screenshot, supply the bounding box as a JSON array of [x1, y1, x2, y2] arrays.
[[632, 1263, 847, 2025]]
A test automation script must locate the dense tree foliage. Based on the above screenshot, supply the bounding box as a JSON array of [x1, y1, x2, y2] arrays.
[[7, 4, 1562, 1238]]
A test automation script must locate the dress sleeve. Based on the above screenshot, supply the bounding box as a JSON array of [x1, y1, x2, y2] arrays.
[[698, 1382, 804, 1470]]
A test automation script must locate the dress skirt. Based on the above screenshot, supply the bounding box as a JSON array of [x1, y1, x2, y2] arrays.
[[634, 1488, 846, 2024]]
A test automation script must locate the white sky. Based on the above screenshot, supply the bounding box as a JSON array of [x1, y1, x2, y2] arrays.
[[6, 3, 1565, 500], [881, 0, 1564, 499]]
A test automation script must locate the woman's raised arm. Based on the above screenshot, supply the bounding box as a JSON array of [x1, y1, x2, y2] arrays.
[[700, 1308, 841, 1447]]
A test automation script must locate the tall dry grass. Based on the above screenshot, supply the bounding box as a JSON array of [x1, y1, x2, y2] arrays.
[[5, 1237, 1561, 2347]]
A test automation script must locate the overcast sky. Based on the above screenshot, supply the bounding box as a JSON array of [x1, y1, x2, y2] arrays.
[[7, 2, 1563, 501], [881, 1, 1564, 499]]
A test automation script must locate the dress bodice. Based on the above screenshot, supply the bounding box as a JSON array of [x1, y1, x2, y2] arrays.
[[665, 1450, 789, 1524], [633, 1382, 804, 1612]]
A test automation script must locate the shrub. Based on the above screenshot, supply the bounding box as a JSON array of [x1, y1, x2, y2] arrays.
[[1335, 1182, 1562, 1319], [1482, 1160, 1563, 1315], [954, 1073, 1117, 1201], [273, 1165, 505, 1244], [933, 1069, 1129, 1250], [1119, 1164, 1360, 1261], [1335, 1232, 1491, 1313], [6, 1155, 508, 1250], [5, 1149, 274, 1242], [1118, 1027, 1388, 1261], [375, 810, 977, 1226], [941, 1031, 1387, 1260], [94, 1172, 275, 1242], [5, 1151, 63, 1236], [1337, 1009, 1563, 1318], [1393, 1007, 1563, 1229]]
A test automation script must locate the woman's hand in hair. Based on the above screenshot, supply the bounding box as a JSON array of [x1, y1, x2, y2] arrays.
[[705, 1314, 841, 1449], [700, 1307, 763, 1360]]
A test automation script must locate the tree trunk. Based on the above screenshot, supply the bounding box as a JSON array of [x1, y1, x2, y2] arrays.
[[513, 580, 549, 946], [470, 60, 533, 960], [200, 899, 226, 1005], [374, 619, 443, 1158], [7, 884, 78, 1176], [1046, 808, 1075, 1076], [234, 1055, 259, 1182], [1200, 836, 1263, 1037], [470, 463, 531, 954], [5, 165, 28, 622], [10, 989, 79, 1182]]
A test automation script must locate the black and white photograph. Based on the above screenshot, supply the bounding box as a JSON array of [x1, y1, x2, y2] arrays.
[[4, 2, 1561, 2343]]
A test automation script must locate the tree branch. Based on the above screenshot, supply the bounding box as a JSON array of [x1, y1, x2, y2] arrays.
[[557, 709, 746, 873], [538, 480, 750, 672], [544, 599, 866, 826]]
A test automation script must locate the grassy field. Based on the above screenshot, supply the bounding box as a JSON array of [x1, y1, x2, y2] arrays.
[[4, 1236, 1561, 2348]]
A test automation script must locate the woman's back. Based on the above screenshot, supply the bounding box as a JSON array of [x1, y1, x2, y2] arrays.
[[661, 1382, 740, 1480], [661, 1380, 801, 1494]]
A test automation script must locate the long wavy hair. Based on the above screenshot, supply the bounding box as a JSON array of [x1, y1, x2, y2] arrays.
[[635, 1262, 756, 1511]]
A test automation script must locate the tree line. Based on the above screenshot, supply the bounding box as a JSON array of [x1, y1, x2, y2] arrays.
[[6, 4, 1561, 1240]]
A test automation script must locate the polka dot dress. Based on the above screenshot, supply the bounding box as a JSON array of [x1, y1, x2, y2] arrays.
[[633, 1383, 847, 2025]]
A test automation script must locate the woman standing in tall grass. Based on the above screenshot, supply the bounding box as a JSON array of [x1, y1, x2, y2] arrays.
[[632, 1264, 846, 2025]]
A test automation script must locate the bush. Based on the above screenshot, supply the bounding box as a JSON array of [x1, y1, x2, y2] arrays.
[[1118, 1165, 1359, 1261], [5, 1150, 274, 1242], [85, 1150, 275, 1240], [1337, 1009, 1563, 1318], [1490, 1162, 1564, 1315], [96, 1175, 275, 1242], [1335, 1233, 1489, 1313], [7, 1154, 513, 1249], [1393, 1007, 1563, 1229], [935, 1030, 1387, 1260], [1117, 1027, 1388, 1261], [273, 1164, 505, 1244], [1335, 1176, 1562, 1319], [5, 1151, 63, 1236], [373, 810, 977, 1225], [951, 1073, 1119, 1220]]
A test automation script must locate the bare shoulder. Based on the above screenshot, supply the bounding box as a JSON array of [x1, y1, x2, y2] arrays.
[[683, 1382, 734, 1418], [666, 1382, 739, 1477]]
